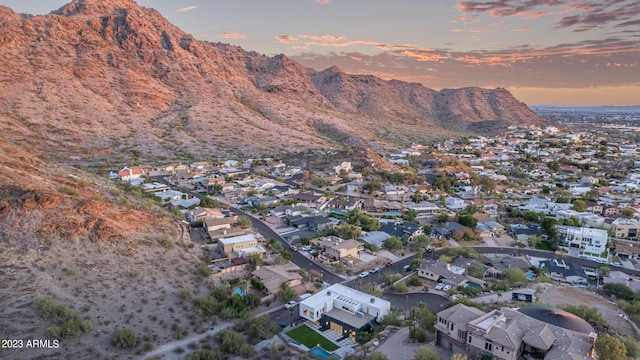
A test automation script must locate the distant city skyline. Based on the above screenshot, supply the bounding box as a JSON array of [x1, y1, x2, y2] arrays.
[[4, 0, 640, 106]]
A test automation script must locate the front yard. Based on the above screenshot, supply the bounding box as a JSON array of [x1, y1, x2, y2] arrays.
[[285, 325, 339, 351]]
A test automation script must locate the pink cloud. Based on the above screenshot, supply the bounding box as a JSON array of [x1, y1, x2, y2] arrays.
[[177, 5, 198, 13], [516, 27, 532, 31], [219, 31, 247, 40], [276, 35, 298, 43]]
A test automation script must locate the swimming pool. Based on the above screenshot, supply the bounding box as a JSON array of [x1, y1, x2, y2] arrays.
[[526, 272, 536, 280], [308, 346, 333, 359], [233, 287, 246, 297], [384, 211, 401, 215]]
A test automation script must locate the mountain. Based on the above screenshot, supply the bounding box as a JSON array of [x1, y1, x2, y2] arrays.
[[0, 0, 546, 163]]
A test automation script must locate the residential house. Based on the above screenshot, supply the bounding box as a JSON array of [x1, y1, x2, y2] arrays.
[[251, 265, 303, 294], [611, 218, 640, 240], [445, 196, 467, 211], [118, 166, 146, 182], [324, 238, 364, 261], [539, 259, 588, 286], [380, 221, 422, 241], [185, 207, 226, 223], [333, 162, 352, 175], [584, 201, 603, 215], [170, 197, 201, 210], [359, 231, 391, 248], [510, 224, 542, 242], [435, 304, 596, 360], [557, 226, 609, 263], [155, 190, 186, 203], [417, 260, 470, 288], [218, 233, 264, 258], [298, 283, 390, 340], [614, 241, 640, 260], [556, 210, 605, 227]]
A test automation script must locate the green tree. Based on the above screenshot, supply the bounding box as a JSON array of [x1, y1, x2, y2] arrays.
[[337, 223, 362, 240], [503, 268, 528, 287], [572, 199, 586, 212], [200, 197, 220, 208], [414, 346, 439, 360], [458, 215, 478, 229], [236, 215, 252, 229], [595, 334, 627, 360], [247, 252, 263, 268], [383, 236, 403, 250], [278, 282, 296, 303]]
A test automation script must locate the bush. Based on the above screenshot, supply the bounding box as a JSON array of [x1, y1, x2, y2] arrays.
[[157, 235, 174, 249], [185, 349, 223, 360], [111, 328, 138, 348], [193, 297, 220, 317], [32, 295, 93, 338], [410, 327, 427, 342], [407, 277, 422, 287], [197, 262, 211, 277], [58, 185, 80, 196], [214, 329, 256, 357]]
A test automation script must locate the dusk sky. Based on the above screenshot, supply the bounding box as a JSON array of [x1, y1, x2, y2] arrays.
[[5, 0, 640, 106]]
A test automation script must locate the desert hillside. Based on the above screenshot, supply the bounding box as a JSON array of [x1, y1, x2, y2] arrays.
[[0, 0, 546, 164]]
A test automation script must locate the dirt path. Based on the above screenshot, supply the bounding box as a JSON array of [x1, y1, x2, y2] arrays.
[[138, 322, 233, 360]]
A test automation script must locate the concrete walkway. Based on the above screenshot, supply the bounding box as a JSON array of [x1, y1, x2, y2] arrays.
[[376, 327, 453, 360]]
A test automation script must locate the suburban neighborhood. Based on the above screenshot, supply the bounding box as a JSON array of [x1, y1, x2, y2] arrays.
[[112, 123, 640, 360]]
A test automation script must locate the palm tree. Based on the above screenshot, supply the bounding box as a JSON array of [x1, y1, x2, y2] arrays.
[[238, 279, 249, 297]]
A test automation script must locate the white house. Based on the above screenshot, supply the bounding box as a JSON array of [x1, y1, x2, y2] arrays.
[[557, 226, 609, 263], [298, 284, 390, 340]]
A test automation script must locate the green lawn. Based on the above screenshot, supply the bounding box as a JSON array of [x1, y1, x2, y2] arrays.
[[285, 325, 339, 351]]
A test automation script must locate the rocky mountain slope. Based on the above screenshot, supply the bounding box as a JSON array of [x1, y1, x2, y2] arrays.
[[0, 0, 546, 163]]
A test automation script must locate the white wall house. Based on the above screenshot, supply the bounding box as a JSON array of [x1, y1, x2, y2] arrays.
[[557, 226, 609, 263]]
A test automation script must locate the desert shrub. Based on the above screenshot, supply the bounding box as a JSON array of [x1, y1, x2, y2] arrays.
[[111, 328, 138, 348], [185, 348, 223, 360], [407, 277, 422, 287], [214, 329, 256, 357], [157, 235, 174, 249], [197, 262, 211, 277], [58, 185, 80, 196], [32, 295, 93, 338], [393, 282, 408, 293], [180, 287, 193, 299], [193, 297, 220, 317]]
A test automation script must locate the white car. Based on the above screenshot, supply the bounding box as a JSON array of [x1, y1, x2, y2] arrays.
[[450, 294, 462, 301], [370, 267, 379, 274], [302, 245, 312, 251], [284, 301, 297, 309], [359, 271, 369, 278], [290, 245, 297, 251], [435, 282, 445, 291], [443, 284, 452, 291]]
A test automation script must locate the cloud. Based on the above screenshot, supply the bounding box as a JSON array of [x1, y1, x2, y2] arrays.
[[177, 5, 198, 13], [616, 19, 640, 27], [276, 35, 298, 43], [289, 35, 640, 91], [455, 0, 640, 31], [219, 31, 247, 40], [315, 0, 331, 4], [516, 27, 532, 31]]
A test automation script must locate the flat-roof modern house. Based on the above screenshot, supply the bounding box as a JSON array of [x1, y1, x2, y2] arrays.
[[298, 284, 390, 340], [436, 304, 596, 360]]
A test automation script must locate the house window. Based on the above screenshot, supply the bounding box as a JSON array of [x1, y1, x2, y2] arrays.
[[468, 336, 472, 343], [450, 323, 454, 331], [485, 342, 493, 351], [458, 330, 467, 339]]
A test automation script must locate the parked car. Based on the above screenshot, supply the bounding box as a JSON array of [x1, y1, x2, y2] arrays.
[[302, 245, 312, 251], [403, 264, 411, 272], [450, 294, 462, 301], [284, 301, 297, 309], [385, 261, 393, 267], [435, 282, 445, 291], [277, 322, 287, 328], [610, 261, 622, 267], [443, 284, 452, 291], [290, 245, 297, 251], [359, 271, 369, 278], [370, 267, 379, 274]]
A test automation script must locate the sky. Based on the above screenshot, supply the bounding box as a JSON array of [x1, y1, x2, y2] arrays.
[[4, 0, 640, 106]]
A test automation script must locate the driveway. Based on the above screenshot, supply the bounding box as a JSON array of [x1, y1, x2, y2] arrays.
[[376, 327, 452, 360]]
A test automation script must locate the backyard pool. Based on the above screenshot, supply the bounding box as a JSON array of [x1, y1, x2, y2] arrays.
[[526, 272, 536, 280], [308, 346, 336, 359], [384, 211, 401, 215]]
